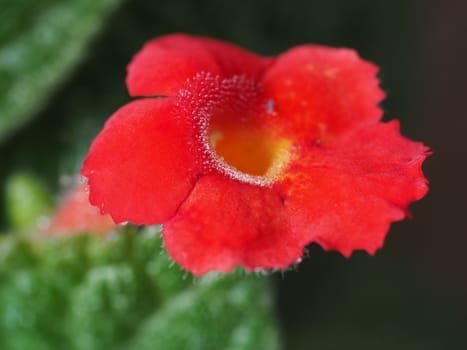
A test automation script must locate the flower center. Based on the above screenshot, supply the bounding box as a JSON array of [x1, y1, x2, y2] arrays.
[[208, 118, 291, 183]]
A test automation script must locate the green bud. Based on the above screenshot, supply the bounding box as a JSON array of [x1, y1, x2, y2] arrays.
[[5, 173, 54, 232]]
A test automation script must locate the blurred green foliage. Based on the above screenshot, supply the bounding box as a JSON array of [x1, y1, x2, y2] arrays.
[[0, 0, 120, 142], [0, 227, 279, 350]]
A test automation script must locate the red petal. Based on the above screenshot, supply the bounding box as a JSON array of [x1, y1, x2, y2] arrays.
[[46, 182, 116, 236], [262, 45, 385, 142], [276, 121, 429, 256], [162, 174, 304, 276], [127, 33, 272, 96], [81, 99, 202, 225]]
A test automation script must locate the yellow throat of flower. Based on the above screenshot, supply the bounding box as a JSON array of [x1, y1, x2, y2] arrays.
[[208, 120, 291, 185]]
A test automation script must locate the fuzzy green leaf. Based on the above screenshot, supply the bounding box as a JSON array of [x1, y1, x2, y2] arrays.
[[0, 228, 280, 350]]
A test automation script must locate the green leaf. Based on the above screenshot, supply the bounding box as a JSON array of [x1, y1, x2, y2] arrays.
[[0, 228, 280, 350], [0, 0, 122, 143]]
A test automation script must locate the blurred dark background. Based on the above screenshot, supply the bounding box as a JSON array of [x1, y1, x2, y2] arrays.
[[1, 0, 466, 348]]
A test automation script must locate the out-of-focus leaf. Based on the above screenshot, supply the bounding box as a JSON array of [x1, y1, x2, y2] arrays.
[[0, 227, 280, 350], [0, 0, 122, 142], [4, 173, 53, 231]]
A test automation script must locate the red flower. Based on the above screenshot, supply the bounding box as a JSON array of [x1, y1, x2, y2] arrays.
[[46, 182, 116, 236], [81, 34, 429, 276]]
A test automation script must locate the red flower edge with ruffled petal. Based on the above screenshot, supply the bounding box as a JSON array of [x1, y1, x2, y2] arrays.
[[81, 34, 430, 276]]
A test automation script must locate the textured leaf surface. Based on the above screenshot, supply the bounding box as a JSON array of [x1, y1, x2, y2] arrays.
[[0, 227, 279, 350], [0, 0, 121, 142]]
